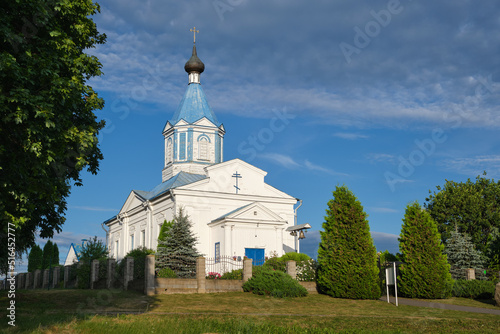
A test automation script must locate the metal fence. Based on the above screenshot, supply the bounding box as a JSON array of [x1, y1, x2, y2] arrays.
[[205, 256, 244, 275]]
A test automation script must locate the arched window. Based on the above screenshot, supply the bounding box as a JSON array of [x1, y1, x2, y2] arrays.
[[165, 138, 173, 165], [198, 136, 209, 160]]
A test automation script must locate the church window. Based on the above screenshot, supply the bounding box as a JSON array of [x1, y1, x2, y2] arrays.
[[215, 242, 220, 263], [199, 137, 209, 160], [115, 240, 119, 259], [166, 138, 173, 165], [141, 230, 146, 246], [179, 133, 186, 160], [130, 235, 134, 251]]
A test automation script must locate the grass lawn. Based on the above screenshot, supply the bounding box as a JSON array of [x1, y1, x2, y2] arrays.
[[1, 289, 499, 333]]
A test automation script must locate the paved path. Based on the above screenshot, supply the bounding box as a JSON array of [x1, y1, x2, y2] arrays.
[[380, 296, 500, 315]]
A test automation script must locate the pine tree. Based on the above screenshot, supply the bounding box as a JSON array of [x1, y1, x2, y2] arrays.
[[156, 207, 200, 278], [52, 243, 60, 266], [316, 185, 380, 299], [41, 240, 54, 270], [444, 230, 485, 279], [27, 245, 43, 272], [398, 202, 453, 299]]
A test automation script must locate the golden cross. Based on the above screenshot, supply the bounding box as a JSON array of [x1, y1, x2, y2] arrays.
[[190, 27, 199, 44]]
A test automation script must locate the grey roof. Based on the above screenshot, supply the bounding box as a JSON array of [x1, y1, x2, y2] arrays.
[[139, 171, 207, 201]]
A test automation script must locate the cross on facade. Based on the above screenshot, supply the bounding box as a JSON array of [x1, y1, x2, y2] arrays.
[[232, 171, 242, 194], [190, 27, 199, 44]]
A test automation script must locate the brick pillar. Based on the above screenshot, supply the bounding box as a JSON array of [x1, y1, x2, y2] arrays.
[[286, 260, 297, 280], [243, 258, 253, 282], [64, 265, 70, 288], [52, 267, 60, 288], [145, 255, 155, 296], [106, 258, 116, 289], [33, 270, 41, 289], [90, 260, 99, 289], [123, 257, 134, 290], [196, 257, 206, 293], [466, 268, 475, 280]]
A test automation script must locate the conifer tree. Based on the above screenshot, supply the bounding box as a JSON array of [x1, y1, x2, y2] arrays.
[[444, 230, 485, 279], [41, 240, 54, 270], [398, 202, 453, 298], [157, 219, 174, 250], [27, 245, 43, 272], [156, 207, 200, 278], [317, 185, 380, 299], [52, 243, 60, 266]]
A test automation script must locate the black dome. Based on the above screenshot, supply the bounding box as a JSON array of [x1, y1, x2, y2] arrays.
[[184, 45, 205, 74]]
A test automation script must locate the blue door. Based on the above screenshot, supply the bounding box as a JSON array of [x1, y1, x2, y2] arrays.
[[245, 248, 265, 266]]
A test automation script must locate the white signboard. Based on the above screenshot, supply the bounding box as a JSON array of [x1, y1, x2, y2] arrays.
[[385, 262, 398, 306]]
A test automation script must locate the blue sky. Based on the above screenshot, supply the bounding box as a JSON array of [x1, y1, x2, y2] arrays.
[[24, 0, 500, 269]]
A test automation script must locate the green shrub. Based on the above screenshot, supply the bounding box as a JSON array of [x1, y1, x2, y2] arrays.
[[242, 267, 307, 298], [76, 262, 91, 289], [156, 267, 178, 278], [116, 247, 155, 279], [263, 253, 317, 282], [220, 269, 242, 280], [452, 280, 496, 299]]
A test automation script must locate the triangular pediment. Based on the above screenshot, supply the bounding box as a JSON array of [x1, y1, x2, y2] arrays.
[[162, 121, 173, 134], [119, 191, 146, 214], [173, 119, 189, 127], [193, 117, 217, 127], [210, 202, 286, 226]]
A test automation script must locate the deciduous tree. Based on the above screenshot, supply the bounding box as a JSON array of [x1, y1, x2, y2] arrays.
[[425, 174, 500, 255], [0, 0, 106, 266], [316, 185, 380, 299]]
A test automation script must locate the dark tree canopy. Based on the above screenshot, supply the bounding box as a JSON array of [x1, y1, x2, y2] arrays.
[[316, 185, 380, 299], [425, 174, 500, 255], [27, 244, 43, 272], [398, 202, 453, 299], [0, 1, 106, 263], [41, 240, 54, 270]]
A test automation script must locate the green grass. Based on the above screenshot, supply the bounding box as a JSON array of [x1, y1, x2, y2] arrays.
[[1, 289, 499, 333]]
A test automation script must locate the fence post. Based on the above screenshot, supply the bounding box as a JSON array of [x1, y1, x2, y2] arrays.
[[16, 274, 24, 290], [286, 260, 297, 280], [196, 257, 206, 293], [25, 272, 31, 290], [52, 267, 60, 288], [145, 255, 155, 296], [90, 260, 99, 289], [64, 265, 70, 288], [33, 269, 41, 289], [124, 257, 134, 290], [466, 268, 475, 280], [42, 269, 49, 289], [106, 258, 116, 289], [243, 258, 252, 282]]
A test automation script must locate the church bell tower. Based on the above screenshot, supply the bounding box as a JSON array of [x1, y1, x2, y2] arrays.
[[162, 28, 225, 182]]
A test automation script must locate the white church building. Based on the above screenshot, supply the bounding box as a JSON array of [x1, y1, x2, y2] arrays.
[[104, 40, 306, 263]]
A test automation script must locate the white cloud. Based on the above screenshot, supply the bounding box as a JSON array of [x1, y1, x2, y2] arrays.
[[304, 160, 348, 176], [439, 155, 500, 177], [367, 153, 396, 164], [260, 153, 301, 169], [369, 207, 399, 213], [333, 132, 369, 140]]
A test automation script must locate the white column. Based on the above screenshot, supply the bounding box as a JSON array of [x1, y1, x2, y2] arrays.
[[224, 224, 231, 256]]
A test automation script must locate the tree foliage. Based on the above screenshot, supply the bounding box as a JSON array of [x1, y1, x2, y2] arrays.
[[444, 230, 485, 280], [0, 0, 106, 265], [27, 244, 43, 272], [41, 240, 54, 270], [398, 202, 453, 299], [157, 219, 173, 250], [425, 174, 500, 256], [52, 243, 60, 266], [155, 207, 200, 278], [316, 185, 380, 299], [80, 236, 108, 262]]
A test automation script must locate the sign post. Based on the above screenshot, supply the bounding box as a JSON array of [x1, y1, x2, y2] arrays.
[[385, 262, 398, 306]]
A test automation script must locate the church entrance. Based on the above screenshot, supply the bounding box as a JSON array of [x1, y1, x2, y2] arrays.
[[245, 248, 265, 266]]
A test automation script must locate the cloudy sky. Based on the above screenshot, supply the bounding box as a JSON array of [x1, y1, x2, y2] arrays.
[[26, 0, 500, 268]]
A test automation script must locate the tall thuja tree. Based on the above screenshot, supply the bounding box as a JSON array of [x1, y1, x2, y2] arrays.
[[156, 207, 200, 278], [316, 185, 380, 299], [157, 219, 174, 251], [41, 240, 54, 270], [398, 202, 453, 299], [27, 245, 43, 272], [444, 230, 485, 279], [52, 243, 60, 266], [485, 227, 500, 280]]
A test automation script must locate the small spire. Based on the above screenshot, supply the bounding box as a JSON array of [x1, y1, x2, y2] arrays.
[[184, 28, 205, 84]]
